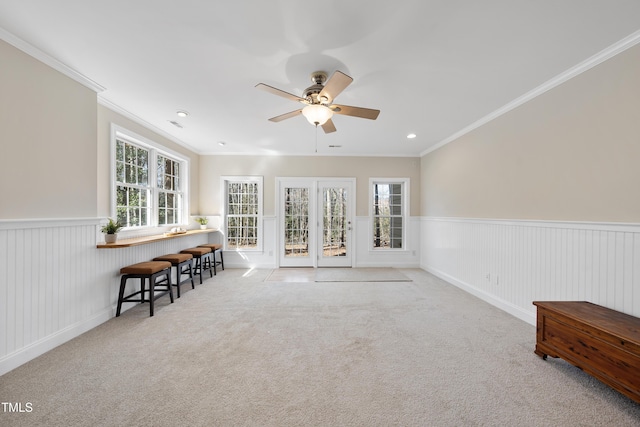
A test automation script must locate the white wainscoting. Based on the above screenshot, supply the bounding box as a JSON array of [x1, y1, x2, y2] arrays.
[[0, 218, 214, 375], [421, 217, 640, 325], [221, 216, 277, 269], [222, 216, 421, 269], [221, 216, 421, 269], [354, 216, 421, 268]]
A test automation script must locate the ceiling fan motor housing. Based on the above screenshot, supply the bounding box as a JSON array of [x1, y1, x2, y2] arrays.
[[304, 71, 329, 104]]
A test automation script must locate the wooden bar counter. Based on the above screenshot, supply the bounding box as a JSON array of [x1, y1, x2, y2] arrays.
[[533, 301, 640, 403], [97, 229, 217, 248]]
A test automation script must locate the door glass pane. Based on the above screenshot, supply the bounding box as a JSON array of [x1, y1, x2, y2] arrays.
[[284, 187, 309, 257], [322, 188, 347, 257]]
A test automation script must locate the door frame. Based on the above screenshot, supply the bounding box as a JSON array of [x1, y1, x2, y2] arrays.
[[276, 177, 355, 268]]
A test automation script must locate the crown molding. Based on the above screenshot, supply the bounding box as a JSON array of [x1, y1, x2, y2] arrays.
[[421, 29, 640, 157], [98, 97, 202, 155], [0, 26, 105, 93]]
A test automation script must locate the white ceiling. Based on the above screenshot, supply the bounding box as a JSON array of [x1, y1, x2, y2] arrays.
[[1, 1, 640, 157]]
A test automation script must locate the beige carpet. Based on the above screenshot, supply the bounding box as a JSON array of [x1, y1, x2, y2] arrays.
[[1, 268, 639, 426]]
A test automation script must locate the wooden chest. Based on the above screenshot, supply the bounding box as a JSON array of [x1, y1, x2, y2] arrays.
[[533, 301, 640, 403]]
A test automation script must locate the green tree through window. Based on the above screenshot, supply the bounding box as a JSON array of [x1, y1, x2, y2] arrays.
[[116, 139, 150, 227]]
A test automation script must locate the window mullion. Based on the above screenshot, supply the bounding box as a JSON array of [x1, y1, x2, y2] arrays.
[[150, 148, 158, 227]]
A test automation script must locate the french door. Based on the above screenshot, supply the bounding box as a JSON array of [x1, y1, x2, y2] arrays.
[[278, 178, 354, 267]]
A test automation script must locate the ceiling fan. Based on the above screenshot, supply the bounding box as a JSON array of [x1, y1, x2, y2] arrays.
[[255, 70, 380, 133]]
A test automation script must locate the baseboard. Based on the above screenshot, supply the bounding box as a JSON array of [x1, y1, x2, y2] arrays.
[[0, 308, 113, 376], [423, 264, 536, 326]]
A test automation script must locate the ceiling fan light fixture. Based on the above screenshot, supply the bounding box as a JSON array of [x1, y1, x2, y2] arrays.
[[302, 104, 333, 126]]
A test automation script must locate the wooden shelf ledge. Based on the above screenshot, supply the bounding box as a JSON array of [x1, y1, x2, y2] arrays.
[[97, 228, 218, 248]]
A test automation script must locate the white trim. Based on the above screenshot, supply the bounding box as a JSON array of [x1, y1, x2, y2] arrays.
[[0, 26, 105, 93], [423, 216, 640, 233], [424, 266, 536, 326], [421, 29, 640, 156], [202, 150, 419, 158], [0, 217, 100, 230], [0, 308, 112, 377], [99, 97, 201, 154]]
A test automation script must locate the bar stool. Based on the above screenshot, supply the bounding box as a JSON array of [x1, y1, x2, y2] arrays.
[[180, 247, 213, 284], [116, 261, 173, 317], [197, 243, 224, 275], [153, 253, 195, 298]]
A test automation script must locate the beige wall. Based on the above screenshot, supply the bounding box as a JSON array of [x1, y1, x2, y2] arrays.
[[97, 106, 200, 218], [200, 155, 421, 216], [0, 40, 98, 219], [421, 43, 640, 222]]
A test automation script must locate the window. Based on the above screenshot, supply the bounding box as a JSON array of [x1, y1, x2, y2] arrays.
[[223, 177, 263, 251], [370, 178, 409, 249], [111, 125, 188, 229], [115, 139, 150, 227], [157, 155, 183, 226]]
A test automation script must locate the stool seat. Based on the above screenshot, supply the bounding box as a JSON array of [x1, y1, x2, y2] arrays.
[[197, 244, 224, 275], [120, 261, 171, 275], [198, 243, 222, 250], [181, 247, 211, 256], [153, 254, 195, 298], [153, 253, 193, 264]]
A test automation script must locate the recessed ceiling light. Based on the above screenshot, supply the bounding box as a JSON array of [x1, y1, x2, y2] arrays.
[[328, 145, 342, 148], [218, 141, 226, 146], [176, 110, 189, 118], [168, 120, 183, 128], [407, 133, 417, 139]]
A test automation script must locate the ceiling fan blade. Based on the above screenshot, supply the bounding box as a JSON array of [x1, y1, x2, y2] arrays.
[[321, 118, 337, 134], [319, 71, 353, 103], [332, 104, 380, 120], [256, 83, 305, 103], [268, 109, 302, 122]]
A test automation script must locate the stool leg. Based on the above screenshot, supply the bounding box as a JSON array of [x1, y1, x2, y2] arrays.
[[176, 264, 182, 298], [149, 277, 154, 317], [207, 253, 213, 278], [219, 250, 224, 270], [212, 250, 217, 275], [196, 256, 203, 284], [174, 264, 181, 298], [167, 270, 174, 303], [187, 259, 195, 289], [116, 275, 128, 317]]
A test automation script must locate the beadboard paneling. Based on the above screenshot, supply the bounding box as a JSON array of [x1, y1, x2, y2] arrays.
[[354, 216, 421, 268], [421, 218, 640, 325], [0, 219, 213, 375]]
